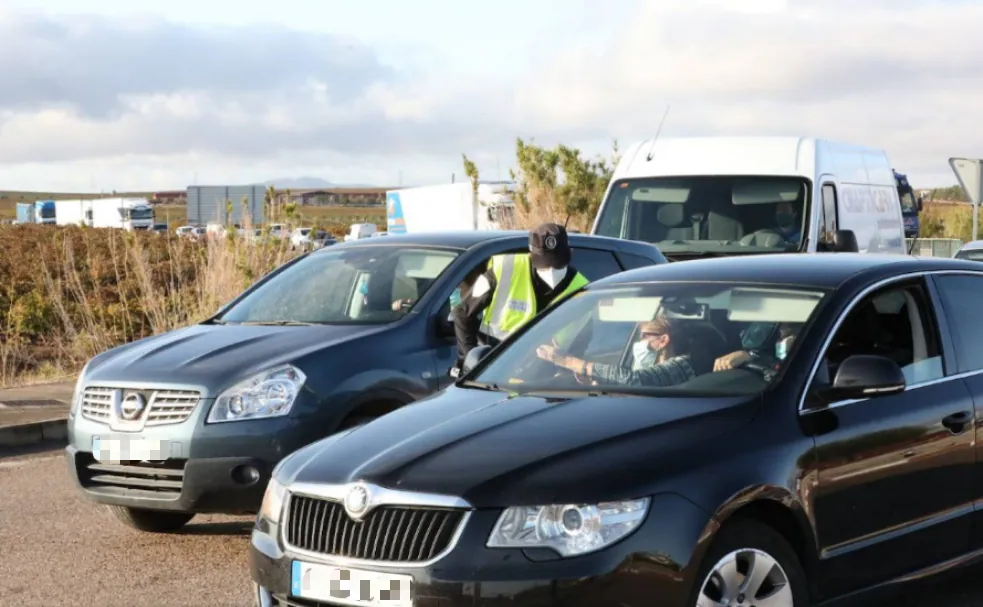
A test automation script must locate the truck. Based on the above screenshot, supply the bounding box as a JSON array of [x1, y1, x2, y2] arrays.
[[16, 200, 56, 224], [55, 199, 94, 227], [591, 136, 907, 259], [89, 198, 155, 230], [386, 181, 516, 234], [894, 169, 923, 238]]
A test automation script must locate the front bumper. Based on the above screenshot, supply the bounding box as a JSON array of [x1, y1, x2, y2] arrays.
[[251, 496, 712, 607]]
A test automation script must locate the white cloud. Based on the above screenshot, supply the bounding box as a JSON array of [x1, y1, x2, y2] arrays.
[[1, 1, 981, 190]]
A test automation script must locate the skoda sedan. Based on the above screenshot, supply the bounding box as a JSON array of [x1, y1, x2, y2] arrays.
[[251, 253, 983, 606]]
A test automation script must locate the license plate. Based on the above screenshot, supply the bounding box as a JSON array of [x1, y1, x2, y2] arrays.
[[92, 437, 169, 463], [291, 561, 413, 607]]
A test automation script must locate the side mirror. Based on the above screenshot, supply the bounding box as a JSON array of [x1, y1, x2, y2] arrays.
[[819, 355, 905, 402], [462, 345, 493, 375], [916, 197, 924, 212], [829, 229, 859, 253]]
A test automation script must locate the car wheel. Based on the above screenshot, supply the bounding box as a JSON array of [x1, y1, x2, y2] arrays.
[[108, 505, 195, 533], [691, 519, 809, 607]]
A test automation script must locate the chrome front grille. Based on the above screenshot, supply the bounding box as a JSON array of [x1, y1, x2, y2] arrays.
[[80, 386, 201, 426], [284, 494, 467, 563]]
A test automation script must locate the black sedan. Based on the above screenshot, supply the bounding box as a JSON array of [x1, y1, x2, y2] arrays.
[[251, 253, 983, 607]]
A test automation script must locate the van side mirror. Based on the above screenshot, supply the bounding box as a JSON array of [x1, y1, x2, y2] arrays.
[[829, 229, 859, 253], [462, 345, 493, 375], [817, 354, 906, 403]]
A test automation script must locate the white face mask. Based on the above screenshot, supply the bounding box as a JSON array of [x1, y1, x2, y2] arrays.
[[632, 340, 657, 369], [535, 266, 567, 289]]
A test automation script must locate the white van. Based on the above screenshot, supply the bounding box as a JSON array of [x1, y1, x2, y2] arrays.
[[591, 136, 906, 260]]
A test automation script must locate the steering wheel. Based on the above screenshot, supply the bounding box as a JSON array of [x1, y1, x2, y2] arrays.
[[740, 229, 788, 247]]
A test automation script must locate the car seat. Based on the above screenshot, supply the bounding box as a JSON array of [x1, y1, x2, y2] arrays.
[[654, 205, 696, 241]]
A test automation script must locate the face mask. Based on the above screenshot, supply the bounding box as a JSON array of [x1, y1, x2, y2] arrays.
[[632, 340, 657, 369], [449, 288, 461, 308], [775, 337, 793, 361], [536, 266, 567, 289], [776, 212, 794, 229]]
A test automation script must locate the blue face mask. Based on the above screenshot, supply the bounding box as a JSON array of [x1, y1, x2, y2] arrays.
[[449, 288, 461, 308], [359, 282, 369, 296], [776, 212, 795, 229]]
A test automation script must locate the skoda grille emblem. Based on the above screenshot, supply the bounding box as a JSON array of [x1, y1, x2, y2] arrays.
[[544, 235, 557, 250], [344, 484, 370, 519], [119, 392, 146, 421]]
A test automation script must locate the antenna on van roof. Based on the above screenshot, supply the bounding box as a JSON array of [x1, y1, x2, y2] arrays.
[[645, 105, 671, 161]]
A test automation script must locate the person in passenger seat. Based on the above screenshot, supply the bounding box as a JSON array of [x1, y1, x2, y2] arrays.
[[713, 322, 801, 371], [536, 315, 696, 387]]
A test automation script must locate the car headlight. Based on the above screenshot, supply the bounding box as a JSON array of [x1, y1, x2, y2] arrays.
[[486, 498, 650, 557], [70, 362, 91, 416], [207, 364, 306, 423], [259, 478, 287, 523]]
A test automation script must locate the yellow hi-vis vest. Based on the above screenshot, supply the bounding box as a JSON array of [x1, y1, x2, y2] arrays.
[[479, 254, 589, 341]]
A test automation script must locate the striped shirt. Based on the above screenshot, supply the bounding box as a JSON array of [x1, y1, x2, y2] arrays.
[[590, 355, 696, 387]]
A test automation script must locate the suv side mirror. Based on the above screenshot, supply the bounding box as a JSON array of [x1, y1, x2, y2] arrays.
[[462, 345, 493, 375], [819, 354, 905, 402]]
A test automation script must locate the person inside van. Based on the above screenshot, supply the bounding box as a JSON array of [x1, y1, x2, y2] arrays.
[[774, 201, 802, 244], [535, 315, 697, 387]]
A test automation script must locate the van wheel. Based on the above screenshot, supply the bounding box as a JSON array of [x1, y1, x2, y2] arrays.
[[108, 505, 195, 533], [690, 519, 809, 607]]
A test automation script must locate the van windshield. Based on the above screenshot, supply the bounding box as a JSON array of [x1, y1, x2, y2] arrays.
[[594, 176, 810, 258]]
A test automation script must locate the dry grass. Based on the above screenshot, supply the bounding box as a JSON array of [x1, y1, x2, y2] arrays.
[[0, 223, 300, 387]]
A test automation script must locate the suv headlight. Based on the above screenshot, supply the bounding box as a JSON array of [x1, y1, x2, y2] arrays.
[[207, 365, 306, 423], [259, 478, 287, 523], [486, 498, 650, 557]]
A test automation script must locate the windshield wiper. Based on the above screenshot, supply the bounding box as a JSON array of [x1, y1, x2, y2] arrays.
[[459, 380, 504, 392], [240, 320, 317, 326]]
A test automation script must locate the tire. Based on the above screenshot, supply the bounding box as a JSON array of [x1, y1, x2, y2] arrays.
[[108, 505, 195, 533], [689, 518, 810, 607]]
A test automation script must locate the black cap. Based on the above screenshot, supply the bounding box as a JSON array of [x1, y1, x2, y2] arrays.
[[528, 222, 571, 269]]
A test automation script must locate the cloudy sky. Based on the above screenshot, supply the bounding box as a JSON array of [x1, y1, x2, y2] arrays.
[[0, 0, 979, 192]]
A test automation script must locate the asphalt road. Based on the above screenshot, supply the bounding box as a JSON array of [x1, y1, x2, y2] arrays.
[[3, 444, 983, 607]]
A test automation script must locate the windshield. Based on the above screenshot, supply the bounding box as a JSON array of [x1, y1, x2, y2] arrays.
[[39, 205, 55, 219], [955, 249, 983, 262], [468, 282, 827, 396], [217, 246, 459, 325], [594, 176, 810, 256], [898, 189, 918, 214]]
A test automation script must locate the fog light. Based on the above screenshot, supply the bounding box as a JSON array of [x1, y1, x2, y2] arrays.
[[232, 464, 261, 485]]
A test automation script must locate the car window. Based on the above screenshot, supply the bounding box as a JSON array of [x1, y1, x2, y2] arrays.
[[468, 282, 828, 396], [219, 246, 458, 325], [954, 250, 983, 262], [817, 281, 944, 387], [932, 274, 983, 373], [616, 251, 662, 270], [570, 248, 622, 280]]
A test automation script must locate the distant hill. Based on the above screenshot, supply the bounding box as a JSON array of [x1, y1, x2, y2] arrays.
[[263, 177, 378, 189]]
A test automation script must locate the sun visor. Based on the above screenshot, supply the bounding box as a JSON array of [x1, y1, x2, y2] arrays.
[[732, 180, 802, 205], [631, 187, 690, 203]]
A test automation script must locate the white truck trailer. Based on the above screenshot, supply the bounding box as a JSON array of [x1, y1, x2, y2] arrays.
[[385, 181, 516, 234], [89, 198, 155, 230], [55, 199, 94, 227]]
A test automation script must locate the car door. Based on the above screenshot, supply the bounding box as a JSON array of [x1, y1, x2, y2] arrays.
[[427, 245, 628, 390], [928, 271, 983, 547], [802, 276, 974, 599]]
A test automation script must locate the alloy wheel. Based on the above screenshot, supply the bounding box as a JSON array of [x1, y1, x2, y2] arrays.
[[696, 548, 794, 607]]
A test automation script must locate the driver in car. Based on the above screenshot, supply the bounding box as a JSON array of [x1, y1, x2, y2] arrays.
[[774, 200, 801, 244], [535, 315, 696, 387], [713, 322, 801, 371]]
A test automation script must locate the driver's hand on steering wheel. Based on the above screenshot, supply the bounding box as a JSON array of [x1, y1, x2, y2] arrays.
[[714, 350, 751, 371]]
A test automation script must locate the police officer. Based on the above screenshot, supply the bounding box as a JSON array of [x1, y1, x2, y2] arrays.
[[451, 222, 589, 373]]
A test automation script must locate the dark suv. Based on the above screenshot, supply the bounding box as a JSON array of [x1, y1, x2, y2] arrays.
[[64, 230, 666, 533]]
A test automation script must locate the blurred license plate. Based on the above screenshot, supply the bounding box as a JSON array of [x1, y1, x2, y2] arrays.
[[92, 437, 169, 463], [291, 561, 413, 607]]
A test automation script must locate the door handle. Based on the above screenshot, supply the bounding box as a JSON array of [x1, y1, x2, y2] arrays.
[[941, 410, 973, 434]]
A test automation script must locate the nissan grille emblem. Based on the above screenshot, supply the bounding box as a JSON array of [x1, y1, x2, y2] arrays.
[[344, 484, 370, 519], [119, 392, 147, 421], [544, 235, 557, 250]]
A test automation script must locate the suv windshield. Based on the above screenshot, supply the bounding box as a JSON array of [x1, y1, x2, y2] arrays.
[[468, 282, 827, 396], [594, 176, 810, 257], [217, 246, 459, 325]]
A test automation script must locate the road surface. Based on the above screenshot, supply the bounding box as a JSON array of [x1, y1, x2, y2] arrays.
[[3, 444, 983, 606]]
